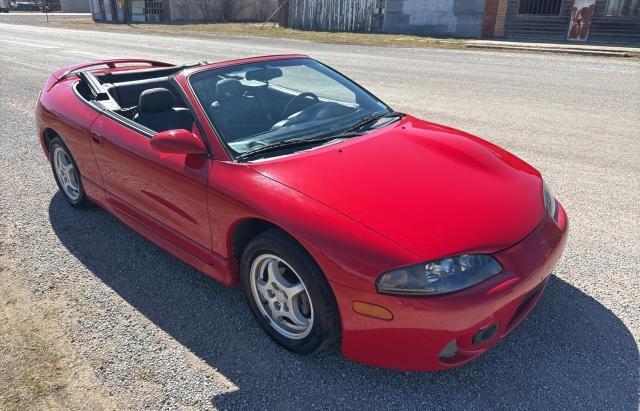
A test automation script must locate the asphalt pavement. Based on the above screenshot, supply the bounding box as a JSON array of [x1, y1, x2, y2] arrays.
[[0, 21, 638, 410]]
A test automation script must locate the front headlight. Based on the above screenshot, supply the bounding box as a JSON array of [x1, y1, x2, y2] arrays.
[[376, 254, 502, 296]]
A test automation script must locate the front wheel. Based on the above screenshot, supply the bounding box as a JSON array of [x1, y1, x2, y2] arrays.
[[49, 136, 91, 208], [240, 229, 340, 354]]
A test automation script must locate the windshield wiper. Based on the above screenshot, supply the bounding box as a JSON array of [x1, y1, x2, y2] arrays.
[[236, 112, 402, 161], [342, 111, 403, 134], [237, 131, 361, 161]]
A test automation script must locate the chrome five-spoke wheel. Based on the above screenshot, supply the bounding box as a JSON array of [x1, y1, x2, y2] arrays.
[[250, 254, 314, 339], [53, 145, 80, 201], [49, 136, 89, 208], [241, 229, 340, 354]]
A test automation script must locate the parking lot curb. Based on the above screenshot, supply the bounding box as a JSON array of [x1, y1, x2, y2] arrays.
[[464, 43, 632, 57]]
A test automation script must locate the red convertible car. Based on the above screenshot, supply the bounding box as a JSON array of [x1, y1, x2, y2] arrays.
[[36, 56, 568, 371]]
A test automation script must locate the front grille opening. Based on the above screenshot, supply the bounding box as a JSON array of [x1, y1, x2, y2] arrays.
[[505, 281, 546, 332]]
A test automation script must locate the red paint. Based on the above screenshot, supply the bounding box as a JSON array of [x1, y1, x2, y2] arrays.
[[335, 208, 567, 370], [250, 115, 545, 260], [37, 83, 103, 201], [151, 129, 208, 155], [36, 57, 568, 371]]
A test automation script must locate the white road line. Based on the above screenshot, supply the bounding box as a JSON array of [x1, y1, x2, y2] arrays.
[[0, 39, 57, 49], [0, 56, 49, 71], [63, 50, 105, 58]]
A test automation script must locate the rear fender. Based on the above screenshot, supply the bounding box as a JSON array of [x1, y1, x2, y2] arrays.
[[38, 81, 103, 202]]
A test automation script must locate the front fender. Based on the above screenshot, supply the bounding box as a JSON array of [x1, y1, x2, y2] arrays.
[[207, 161, 419, 291]]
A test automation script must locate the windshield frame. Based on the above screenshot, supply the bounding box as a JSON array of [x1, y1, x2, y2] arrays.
[[186, 57, 393, 161]]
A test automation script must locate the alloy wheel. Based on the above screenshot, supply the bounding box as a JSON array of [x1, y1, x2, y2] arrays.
[[249, 254, 314, 339], [52, 146, 80, 201]]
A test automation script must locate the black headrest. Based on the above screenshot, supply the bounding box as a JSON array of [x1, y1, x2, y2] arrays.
[[139, 88, 177, 113], [216, 79, 243, 103], [245, 67, 283, 82]]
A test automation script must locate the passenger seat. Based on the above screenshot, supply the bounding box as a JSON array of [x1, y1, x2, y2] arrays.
[[134, 88, 193, 133]]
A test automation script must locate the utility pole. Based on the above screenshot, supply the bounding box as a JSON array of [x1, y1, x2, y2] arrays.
[[260, 0, 288, 29]]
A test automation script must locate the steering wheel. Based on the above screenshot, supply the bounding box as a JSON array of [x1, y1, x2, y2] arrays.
[[282, 92, 319, 119]]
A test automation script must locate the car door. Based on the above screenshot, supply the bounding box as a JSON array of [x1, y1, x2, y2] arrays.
[[90, 113, 213, 259]]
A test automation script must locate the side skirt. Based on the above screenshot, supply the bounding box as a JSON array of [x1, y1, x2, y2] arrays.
[[88, 194, 239, 287]]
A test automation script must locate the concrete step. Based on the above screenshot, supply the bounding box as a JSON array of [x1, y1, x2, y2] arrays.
[[464, 41, 636, 57]]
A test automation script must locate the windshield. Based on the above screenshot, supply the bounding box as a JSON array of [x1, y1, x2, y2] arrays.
[[189, 58, 391, 157]]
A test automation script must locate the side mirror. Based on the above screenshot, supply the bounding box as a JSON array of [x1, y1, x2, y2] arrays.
[[151, 129, 208, 155]]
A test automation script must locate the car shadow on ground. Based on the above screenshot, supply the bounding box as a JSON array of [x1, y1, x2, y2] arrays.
[[48, 193, 639, 409]]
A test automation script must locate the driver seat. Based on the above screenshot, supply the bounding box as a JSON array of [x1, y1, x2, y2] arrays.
[[134, 88, 193, 133], [208, 79, 270, 140]]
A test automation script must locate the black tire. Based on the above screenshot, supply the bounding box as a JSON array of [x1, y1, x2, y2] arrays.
[[240, 229, 340, 354], [49, 136, 92, 208]]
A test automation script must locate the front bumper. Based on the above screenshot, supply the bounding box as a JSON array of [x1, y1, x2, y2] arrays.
[[332, 202, 568, 371]]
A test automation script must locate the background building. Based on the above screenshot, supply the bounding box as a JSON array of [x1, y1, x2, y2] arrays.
[[382, 0, 487, 38], [285, 0, 638, 43], [497, 0, 639, 43], [89, 0, 639, 43], [61, 0, 91, 12], [90, 0, 277, 23]]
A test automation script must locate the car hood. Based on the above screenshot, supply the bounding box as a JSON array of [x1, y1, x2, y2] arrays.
[[249, 115, 545, 260]]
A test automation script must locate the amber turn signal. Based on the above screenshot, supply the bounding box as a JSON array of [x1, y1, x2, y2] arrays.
[[352, 301, 393, 320]]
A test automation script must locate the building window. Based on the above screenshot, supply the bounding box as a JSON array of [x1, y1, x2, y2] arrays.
[[518, 0, 563, 15], [606, 0, 639, 16], [144, 0, 163, 22]]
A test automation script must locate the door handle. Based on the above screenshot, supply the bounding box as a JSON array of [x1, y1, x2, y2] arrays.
[[90, 131, 103, 145]]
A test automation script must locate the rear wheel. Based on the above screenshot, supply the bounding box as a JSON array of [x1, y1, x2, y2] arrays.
[[241, 229, 340, 354], [49, 137, 91, 208]]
